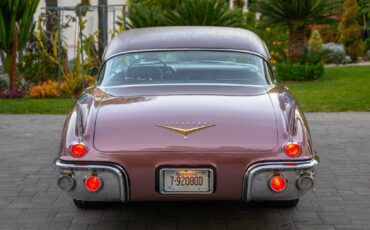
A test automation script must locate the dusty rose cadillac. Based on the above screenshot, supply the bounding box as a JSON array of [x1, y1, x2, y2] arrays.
[[55, 27, 318, 208]]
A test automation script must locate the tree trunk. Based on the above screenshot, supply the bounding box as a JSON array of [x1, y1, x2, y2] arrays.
[[45, 0, 58, 34], [9, 23, 19, 92], [288, 26, 306, 62], [98, 0, 108, 59]]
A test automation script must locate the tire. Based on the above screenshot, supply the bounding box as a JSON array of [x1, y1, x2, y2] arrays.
[[272, 199, 299, 208], [73, 199, 95, 209]]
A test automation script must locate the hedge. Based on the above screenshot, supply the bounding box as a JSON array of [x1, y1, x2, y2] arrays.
[[276, 62, 324, 81]]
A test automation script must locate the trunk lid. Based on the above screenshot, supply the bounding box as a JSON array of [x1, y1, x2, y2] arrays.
[[94, 85, 278, 152]]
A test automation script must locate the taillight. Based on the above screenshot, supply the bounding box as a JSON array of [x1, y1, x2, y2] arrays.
[[85, 175, 102, 192], [270, 174, 287, 192], [70, 143, 88, 158], [284, 143, 301, 158]]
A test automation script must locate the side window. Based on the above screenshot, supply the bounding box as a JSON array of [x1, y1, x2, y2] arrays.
[[97, 65, 106, 85], [264, 61, 275, 84]]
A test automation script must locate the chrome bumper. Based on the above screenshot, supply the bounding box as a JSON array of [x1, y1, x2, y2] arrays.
[[243, 159, 318, 201], [55, 160, 129, 202]]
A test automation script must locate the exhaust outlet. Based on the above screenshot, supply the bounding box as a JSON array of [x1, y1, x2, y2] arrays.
[[57, 169, 75, 191], [297, 172, 314, 191]]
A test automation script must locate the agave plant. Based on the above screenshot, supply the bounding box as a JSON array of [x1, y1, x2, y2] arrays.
[[258, 0, 337, 61], [160, 0, 243, 27], [0, 0, 40, 91]]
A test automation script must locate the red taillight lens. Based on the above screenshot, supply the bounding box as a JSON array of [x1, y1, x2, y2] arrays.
[[270, 175, 286, 192], [70, 143, 87, 158], [85, 175, 102, 192], [284, 143, 301, 158]]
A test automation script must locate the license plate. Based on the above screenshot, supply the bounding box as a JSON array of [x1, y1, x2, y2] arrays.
[[159, 168, 214, 194]]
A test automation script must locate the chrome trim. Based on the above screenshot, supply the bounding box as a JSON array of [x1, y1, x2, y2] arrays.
[[104, 48, 270, 64], [159, 167, 214, 194], [98, 83, 270, 89], [55, 160, 130, 202], [242, 159, 318, 201]]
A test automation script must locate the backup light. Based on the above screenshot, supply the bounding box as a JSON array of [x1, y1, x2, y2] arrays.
[[270, 174, 286, 192], [70, 143, 88, 158], [85, 175, 102, 192], [284, 143, 301, 158]]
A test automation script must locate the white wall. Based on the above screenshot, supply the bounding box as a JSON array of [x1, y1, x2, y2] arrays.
[[35, 0, 127, 59]]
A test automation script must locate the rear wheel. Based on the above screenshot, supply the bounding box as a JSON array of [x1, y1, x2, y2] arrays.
[[73, 199, 95, 209], [271, 199, 299, 208]]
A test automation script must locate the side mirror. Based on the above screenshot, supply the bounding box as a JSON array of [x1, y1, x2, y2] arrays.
[[88, 67, 99, 77]]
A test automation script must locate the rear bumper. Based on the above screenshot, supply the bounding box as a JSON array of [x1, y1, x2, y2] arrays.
[[55, 158, 317, 202], [243, 159, 318, 201], [55, 160, 129, 202]]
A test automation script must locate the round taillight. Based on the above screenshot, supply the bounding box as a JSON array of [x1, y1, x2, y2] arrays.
[[284, 143, 301, 158], [70, 143, 87, 158], [270, 175, 287, 192], [85, 175, 102, 192]]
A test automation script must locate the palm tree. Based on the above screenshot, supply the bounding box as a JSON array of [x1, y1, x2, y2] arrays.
[[258, 0, 336, 61]]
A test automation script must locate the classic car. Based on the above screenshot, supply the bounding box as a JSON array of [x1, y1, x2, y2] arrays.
[[55, 26, 318, 208]]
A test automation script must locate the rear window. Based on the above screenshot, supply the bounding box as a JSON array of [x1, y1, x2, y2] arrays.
[[98, 51, 269, 86]]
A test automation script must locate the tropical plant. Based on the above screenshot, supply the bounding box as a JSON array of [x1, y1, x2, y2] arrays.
[[339, 0, 365, 61], [0, 0, 40, 91], [127, 4, 163, 29], [258, 0, 337, 62], [160, 0, 244, 27], [127, 0, 244, 28]]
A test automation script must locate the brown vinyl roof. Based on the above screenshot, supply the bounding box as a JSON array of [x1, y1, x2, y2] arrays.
[[102, 26, 270, 62]]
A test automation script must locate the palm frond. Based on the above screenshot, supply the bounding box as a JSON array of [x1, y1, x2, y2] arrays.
[[258, 0, 338, 28]]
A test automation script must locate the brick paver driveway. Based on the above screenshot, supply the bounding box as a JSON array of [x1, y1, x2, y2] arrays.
[[0, 113, 369, 230]]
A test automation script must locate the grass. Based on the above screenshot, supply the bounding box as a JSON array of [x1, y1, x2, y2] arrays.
[[0, 98, 75, 114], [283, 66, 370, 112], [0, 66, 369, 114]]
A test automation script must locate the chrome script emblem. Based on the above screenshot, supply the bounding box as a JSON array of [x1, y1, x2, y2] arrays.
[[156, 123, 215, 137]]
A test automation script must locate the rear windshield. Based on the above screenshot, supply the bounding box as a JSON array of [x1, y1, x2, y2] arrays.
[[98, 51, 269, 86]]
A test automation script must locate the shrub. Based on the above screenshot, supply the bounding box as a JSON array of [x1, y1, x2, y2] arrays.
[[320, 25, 341, 43], [308, 29, 323, 52], [0, 74, 9, 92], [61, 72, 83, 97], [0, 89, 26, 99], [365, 38, 370, 51], [339, 0, 365, 61], [29, 80, 59, 98], [322, 43, 351, 64], [276, 62, 324, 81]]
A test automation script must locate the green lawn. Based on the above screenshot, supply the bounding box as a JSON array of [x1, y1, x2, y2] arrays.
[[0, 66, 369, 114], [0, 98, 75, 114], [283, 66, 370, 112]]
